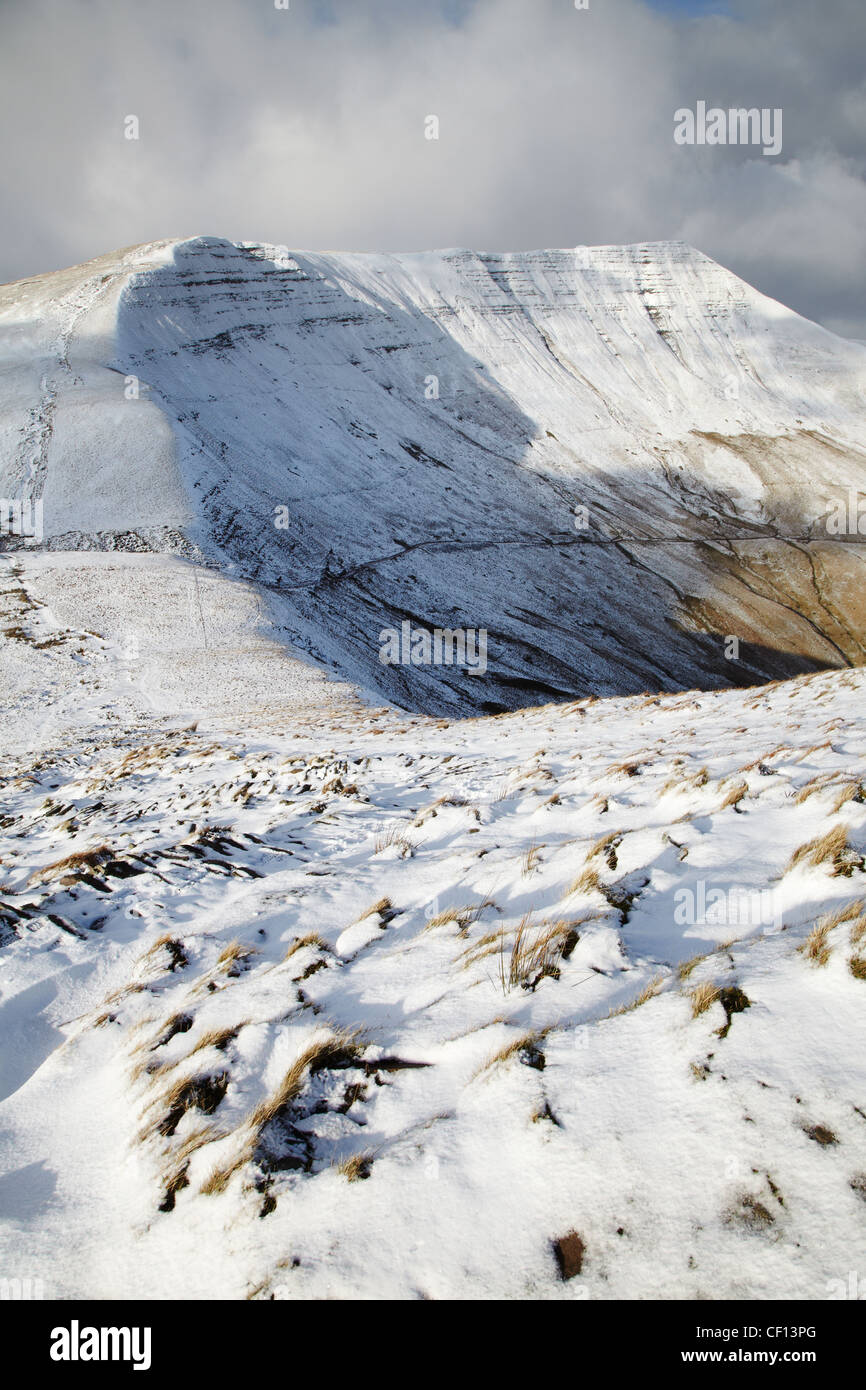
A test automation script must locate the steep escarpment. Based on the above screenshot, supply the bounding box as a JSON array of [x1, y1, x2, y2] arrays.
[[1, 237, 865, 712]]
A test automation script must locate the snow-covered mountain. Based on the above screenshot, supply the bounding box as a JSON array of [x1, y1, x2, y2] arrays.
[[2, 238, 866, 1301], [2, 236, 865, 712]]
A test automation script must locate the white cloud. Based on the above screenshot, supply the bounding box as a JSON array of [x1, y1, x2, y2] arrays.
[[1, 0, 864, 335]]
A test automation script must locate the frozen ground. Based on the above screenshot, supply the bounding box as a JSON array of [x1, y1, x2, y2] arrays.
[[0, 552, 359, 754], [0, 553, 865, 1299], [1, 237, 865, 1301]]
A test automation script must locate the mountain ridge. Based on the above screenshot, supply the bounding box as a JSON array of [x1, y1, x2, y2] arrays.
[[2, 235, 865, 712]]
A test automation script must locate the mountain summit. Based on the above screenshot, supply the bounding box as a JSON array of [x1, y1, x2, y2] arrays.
[[2, 236, 865, 712]]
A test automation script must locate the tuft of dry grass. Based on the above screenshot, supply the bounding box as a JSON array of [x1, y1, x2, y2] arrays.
[[794, 774, 834, 806], [425, 899, 498, 933], [606, 759, 642, 779], [522, 841, 542, 876], [217, 940, 255, 966], [141, 1070, 230, 1142], [678, 951, 708, 982], [174, 1124, 226, 1164], [797, 902, 866, 967], [142, 934, 188, 974], [800, 920, 833, 967], [497, 915, 581, 994], [798, 899, 866, 969], [786, 824, 858, 877], [201, 1028, 365, 1195], [719, 778, 748, 810], [587, 829, 624, 864], [475, 1028, 549, 1077], [28, 843, 113, 885], [200, 1160, 238, 1196], [374, 824, 414, 857], [413, 794, 467, 827], [189, 1026, 240, 1055], [608, 974, 664, 1018], [568, 864, 602, 898], [354, 897, 392, 922], [248, 1030, 364, 1133], [455, 931, 502, 970], [284, 932, 326, 960], [831, 781, 865, 814], [820, 899, 865, 932], [662, 765, 709, 796], [690, 982, 721, 1018], [849, 956, 866, 980], [336, 1151, 374, 1182]]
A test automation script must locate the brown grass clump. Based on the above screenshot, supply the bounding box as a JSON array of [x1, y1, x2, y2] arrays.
[[794, 774, 834, 806], [678, 951, 708, 982], [248, 1031, 364, 1133], [799, 900, 866, 969], [29, 843, 113, 885], [849, 956, 866, 980], [821, 899, 865, 932], [831, 782, 865, 814], [425, 899, 498, 933], [606, 759, 642, 779], [216, 940, 257, 974], [174, 1124, 226, 1164], [568, 864, 602, 898], [475, 1029, 548, 1077], [786, 824, 860, 877], [284, 932, 326, 959], [143, 934, 188, 974], [587, 829, 624, 868], [189, 1026, 240, 1055], [690, 982, 721, 1018], [608, 975, 664, 1018], [522, 841, 542, 876], [719, 778, 748, 811], [201, 1029, 365, 1195], [455, 931, 502, 970], [200, 1161, 238, 1196], [374, 824, 414, 857], [498, 915, 581, 994], [413, 795, 467, 826], [336, 1151, 374, 1182], [354, 897, 391, 922], [663, 765, 709, 795], [800, 920, 833, 967], [142, 1070, 230, 1141]]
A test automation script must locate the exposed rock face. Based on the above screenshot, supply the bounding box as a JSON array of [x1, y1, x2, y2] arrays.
[[2, 236, 865, 712]]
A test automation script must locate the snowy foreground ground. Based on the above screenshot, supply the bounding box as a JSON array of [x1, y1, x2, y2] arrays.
[[1, 555, 865, 1300]]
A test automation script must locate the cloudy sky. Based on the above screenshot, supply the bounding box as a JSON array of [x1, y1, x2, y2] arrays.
[[2, 0, 864, 336]]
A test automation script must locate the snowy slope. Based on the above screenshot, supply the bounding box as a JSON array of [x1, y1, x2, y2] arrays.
[[2, 237, 866, 712], [2, 238, 866, 1301], [1, 580, 865, 1299]]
